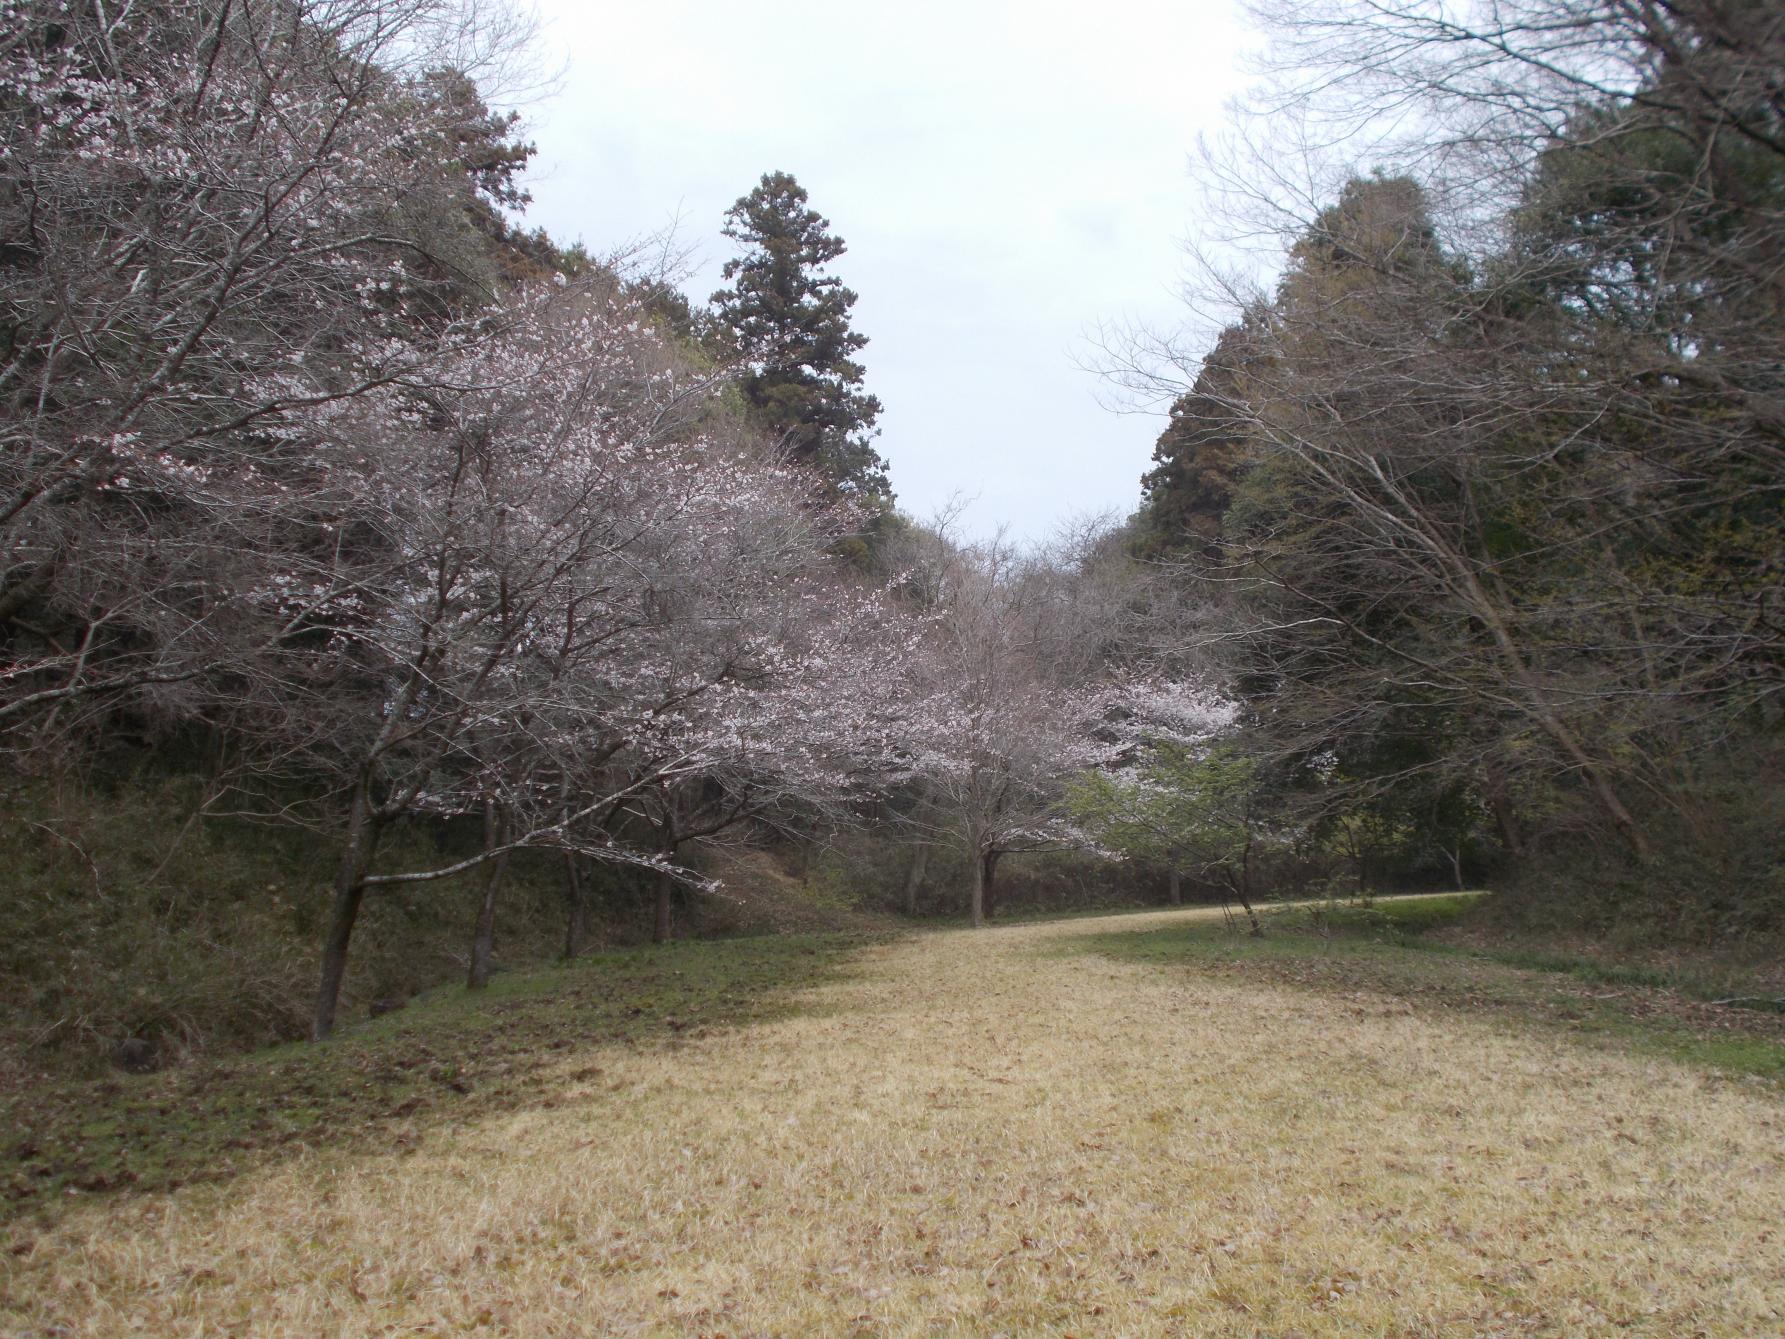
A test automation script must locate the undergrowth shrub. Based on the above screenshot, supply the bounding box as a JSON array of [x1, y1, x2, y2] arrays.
[[1484, 801, 1785, 951], [0, 777, 625, 1078]]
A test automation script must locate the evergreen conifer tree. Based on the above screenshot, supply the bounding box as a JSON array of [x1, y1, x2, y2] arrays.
[[711, 172, 889, 502]]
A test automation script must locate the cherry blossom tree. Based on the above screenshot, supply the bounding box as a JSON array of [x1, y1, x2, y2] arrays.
[[0, 0, 537, 750], [253, 272, 937, 1032], [902, 527, 1233, 925], [263, 275, 786, 1034], [1068, 740, 1266, 929], [609, 573, 931, 941]]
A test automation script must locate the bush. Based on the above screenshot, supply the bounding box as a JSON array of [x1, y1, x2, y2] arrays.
[[1487, 814, 1785, 950]]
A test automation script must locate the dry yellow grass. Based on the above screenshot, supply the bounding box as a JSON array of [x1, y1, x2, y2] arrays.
[[5, 905, 1782, 1337]]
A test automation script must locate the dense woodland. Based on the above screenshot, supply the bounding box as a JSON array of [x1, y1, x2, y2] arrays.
[[1124, 0, 1782, 943], [1, 0, 1779, 1074]]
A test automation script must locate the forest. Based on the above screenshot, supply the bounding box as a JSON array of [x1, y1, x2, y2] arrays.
[[4, 0, 1776, 1062], [2, 1, 1782, 1333]]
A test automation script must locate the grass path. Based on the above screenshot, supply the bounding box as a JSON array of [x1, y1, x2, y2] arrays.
[[5, 902, 1783, 1336]]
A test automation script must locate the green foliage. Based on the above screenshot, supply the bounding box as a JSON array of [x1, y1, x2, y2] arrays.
[[710, 171, 890, 502], [1067, 744, 1266, 883], [1135, 323, 1259, 557]]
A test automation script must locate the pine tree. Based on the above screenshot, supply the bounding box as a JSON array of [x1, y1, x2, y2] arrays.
[[711, 172, 889, 502]]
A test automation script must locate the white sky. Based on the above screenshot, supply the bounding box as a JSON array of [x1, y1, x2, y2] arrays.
[[518, 0, 1255, 542]]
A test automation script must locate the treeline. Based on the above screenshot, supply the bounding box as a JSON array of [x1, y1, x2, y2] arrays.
[[0, 0, 1224, 1060], [1118, 0, 1782, 940]]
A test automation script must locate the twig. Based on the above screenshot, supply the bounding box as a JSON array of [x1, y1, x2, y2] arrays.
[[24, 819, 105, 901], [1708, 996, 1785, 1010]]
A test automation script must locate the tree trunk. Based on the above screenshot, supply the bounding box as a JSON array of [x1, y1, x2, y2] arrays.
[[1233, 885, 1262, 936], [653, 866, 674, 945], [1459, 567, 1653, 860], [1485, 767, 1525, 859], [562, 854, 587, 960], [1236, 834, 1262, 936], [982, 849, 1002, 921], [1448, 845, 1465, 891], [1168, 865, 1182, 906], [902, 840, 929, 917], [312, 782, 381, 1041], [968, 842, 986, 928], [467, 801, 510, 991]]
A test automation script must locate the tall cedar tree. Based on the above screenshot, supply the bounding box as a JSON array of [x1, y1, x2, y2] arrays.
[[1136, 322, 1258, 558], [711, 172, 890, 502]]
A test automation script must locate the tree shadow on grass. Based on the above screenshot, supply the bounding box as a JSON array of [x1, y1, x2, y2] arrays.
[[2, 932, 886, 1233], [1057, 898, 1785, 1087]]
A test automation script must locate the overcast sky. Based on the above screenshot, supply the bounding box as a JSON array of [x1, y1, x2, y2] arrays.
[[518, 0, 1255, 542]]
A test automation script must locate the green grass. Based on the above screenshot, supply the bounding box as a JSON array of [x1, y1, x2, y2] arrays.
[[1, 931, 883, 1229], [1316, 891, 1484, 936], [1293, 894, 1785, 1005], [1065, 893, 1785, 1086]]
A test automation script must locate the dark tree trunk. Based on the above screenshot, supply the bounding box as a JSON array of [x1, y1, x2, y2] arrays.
[[651, 805, 680, 944], [653, 865, 674, 945], [981, 849, 1002, 921], [312, 781, 382, 1041], [1235, 835, 1262, 936], [968, 834, 985, 928], [562, 854, 587, 960], [1231, 885, 1262, 936], [467, 801, 510, 991], [1485, 767, 1525, 859], [1168, 865, 1182, 906], [902, 841, 929, 917]]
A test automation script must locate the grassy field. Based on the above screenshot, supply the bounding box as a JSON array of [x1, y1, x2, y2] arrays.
[[1, 935, 874, 1216], [1072, 893, 1785, 1084], [4, 897, 1783, 1336]]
